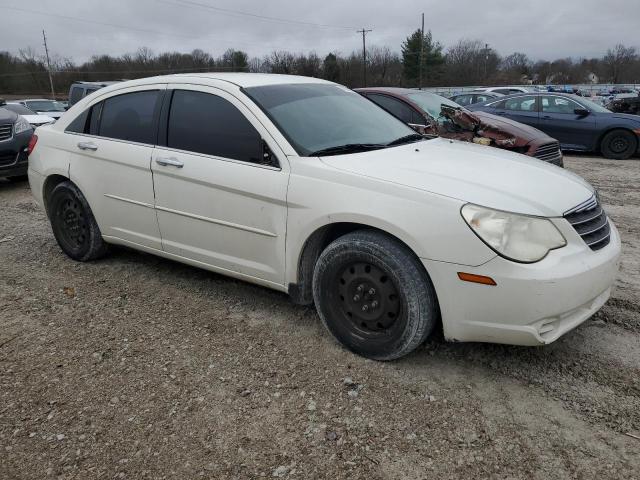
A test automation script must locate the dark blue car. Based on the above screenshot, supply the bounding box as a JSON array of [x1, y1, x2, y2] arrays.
[[468, 92, 640, 159]]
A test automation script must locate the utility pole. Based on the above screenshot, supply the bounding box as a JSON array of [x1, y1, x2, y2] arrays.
[[484, 43, 489, 83], [418, 13, 424, 90], [42, 30, 56, 99], [357, 28, 372, 87]]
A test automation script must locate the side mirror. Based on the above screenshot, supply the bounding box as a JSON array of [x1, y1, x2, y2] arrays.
[[574, 108, 590, 116]]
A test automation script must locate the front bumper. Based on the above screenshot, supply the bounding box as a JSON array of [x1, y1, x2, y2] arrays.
[[0, 129, 32, 178], [423, 219, 621, 346]]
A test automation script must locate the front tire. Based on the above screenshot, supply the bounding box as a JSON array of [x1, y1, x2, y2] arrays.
[[312, 230, 439, 361], [48, 181, 108, 261], [600, 129, 637, 160]]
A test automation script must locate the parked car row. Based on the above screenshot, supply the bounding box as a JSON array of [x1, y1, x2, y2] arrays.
[[357, 87, 563, 166], [467, 92, 640, 159], [25, 73, 621, 361]]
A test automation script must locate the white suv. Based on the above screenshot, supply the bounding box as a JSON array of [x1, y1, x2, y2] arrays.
[[27, 74, 621, 360]]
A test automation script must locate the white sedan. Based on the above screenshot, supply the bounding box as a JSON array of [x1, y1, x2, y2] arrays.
[[27, 74, 621, 360]]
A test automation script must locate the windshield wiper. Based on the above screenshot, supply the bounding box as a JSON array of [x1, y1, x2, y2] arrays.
[[308, 143, 386, 157], [386, 133, 425, 147]]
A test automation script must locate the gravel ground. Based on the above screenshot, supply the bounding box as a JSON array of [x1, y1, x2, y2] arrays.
[[1, 155, 639, 479]]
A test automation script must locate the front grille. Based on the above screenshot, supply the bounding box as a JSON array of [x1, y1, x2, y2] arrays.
[[0, 123, 13, 141], [534, 142, 562, 162], [564, 194, 611, 251]]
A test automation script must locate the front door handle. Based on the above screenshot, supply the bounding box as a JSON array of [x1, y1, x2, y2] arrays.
[[155, 157, 184, 168], [77, 141, 98, 151]]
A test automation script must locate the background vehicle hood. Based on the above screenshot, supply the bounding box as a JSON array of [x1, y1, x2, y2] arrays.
[[0, 107, 17, 123], [320, 138, 593, 217], [22, 114, 55, 125], [472, 111, 554, 141]]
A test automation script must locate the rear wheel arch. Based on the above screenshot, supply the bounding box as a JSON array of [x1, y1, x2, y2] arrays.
[[42, 174, 70, 216], [289, 222, 430, 306]]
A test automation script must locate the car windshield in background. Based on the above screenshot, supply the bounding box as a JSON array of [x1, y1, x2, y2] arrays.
[[406, 92, 464, 119], [244, 83, 417, 156], [577, 97, 612, 113], [3, 104, 36, 115], [25, 100, 65, 112]]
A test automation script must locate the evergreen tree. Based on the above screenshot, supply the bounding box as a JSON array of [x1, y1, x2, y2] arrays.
[[401, 29, 444, 87]]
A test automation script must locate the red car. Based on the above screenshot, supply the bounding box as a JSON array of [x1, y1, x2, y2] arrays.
[[355, 87, 564, 167]]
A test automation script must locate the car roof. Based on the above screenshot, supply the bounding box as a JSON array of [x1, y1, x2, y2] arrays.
[[86, 73, 333, 92]]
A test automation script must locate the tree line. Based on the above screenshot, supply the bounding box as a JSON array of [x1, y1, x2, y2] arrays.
[[1, 29, 638, 97]]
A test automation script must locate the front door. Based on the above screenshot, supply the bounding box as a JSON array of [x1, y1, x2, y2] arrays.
[[538, 95, 597, 150], [151, 86, 289, 286]]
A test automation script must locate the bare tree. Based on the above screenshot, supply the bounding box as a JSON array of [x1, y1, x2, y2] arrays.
[[603, 44, 637, 83]]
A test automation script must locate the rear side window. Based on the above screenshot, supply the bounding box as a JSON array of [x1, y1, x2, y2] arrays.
[[167, 90, 263, 164], [366, 94, 414, 124], [69, 86, 84, 105], [66, 109, 89, 133], [503, 96, 537, 112], [99, 90, 160, 144], [453, 95, 473, 106]]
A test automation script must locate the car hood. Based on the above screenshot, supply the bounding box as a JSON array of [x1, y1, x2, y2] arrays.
[[0, 107, 17, 123], [472, 111, 553, 141], [22, 114, 55, 124], [36, 111, 63, 119], [320, 137, 594, 217]]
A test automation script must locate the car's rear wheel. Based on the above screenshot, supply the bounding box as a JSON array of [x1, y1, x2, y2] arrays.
[[48, 181, 108, 261], [312, 230, 438, 361], [601, 129, 637, 160]]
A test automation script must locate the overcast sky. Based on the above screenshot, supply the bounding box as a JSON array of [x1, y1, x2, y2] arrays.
[[1, 0, 637, 64]]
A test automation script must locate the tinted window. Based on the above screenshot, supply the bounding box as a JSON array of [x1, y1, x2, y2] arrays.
[[69, 86, 84, 105], [367, 94, 414, 123], [541, 96, 581, 114], [66, 109, 89, 133], [167, 90, 263, 164], [503, 96, 537, 112], [474, 94, 493, 103], [99, 90, 160, 144]]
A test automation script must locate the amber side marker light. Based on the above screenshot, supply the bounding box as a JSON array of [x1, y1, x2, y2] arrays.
[[457, 272, 497, 286]]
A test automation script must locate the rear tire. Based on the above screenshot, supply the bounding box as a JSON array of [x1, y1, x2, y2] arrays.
[[600, 129, 637, 160], [312, 230, 439, 361], [48, 181, 108, 261]]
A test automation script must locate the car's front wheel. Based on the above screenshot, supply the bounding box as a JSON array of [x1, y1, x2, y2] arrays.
[[601, 129, 638, 160], [312, 230, 439, 361], [48, 181, 108, 261]]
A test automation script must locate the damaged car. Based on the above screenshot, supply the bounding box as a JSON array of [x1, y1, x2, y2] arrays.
[[356, 87, 563, 167], [607, 94, 640, 116]]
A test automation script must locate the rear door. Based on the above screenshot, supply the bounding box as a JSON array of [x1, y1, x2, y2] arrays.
[[538, 95, 596, 150], [491, 95, 540, 128], [67, 86, 165, 249], [151, 85, 289, 285]]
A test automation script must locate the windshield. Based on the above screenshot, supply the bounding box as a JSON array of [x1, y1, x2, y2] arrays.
[[576, 96, 612, 113], [4, 104, 36, 115], [25, 100, 65, 112], [244, 83, 417, 156], [406, 92, 466, 119]]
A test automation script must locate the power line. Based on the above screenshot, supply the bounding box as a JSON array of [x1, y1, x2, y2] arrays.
[[157, 0, 356, 30], [0, 6, 304, 51]]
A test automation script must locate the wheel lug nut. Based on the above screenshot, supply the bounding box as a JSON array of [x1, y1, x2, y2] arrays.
[[371, 301, 378, 309], [362, 305, 369, 312], [368, 288, 375, 295], [357, 284, 364, 292], [353, 295, 360, 302]]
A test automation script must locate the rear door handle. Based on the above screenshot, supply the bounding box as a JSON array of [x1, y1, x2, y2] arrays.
[[155, 156, 184, 168], [77, 141, 98, 151]]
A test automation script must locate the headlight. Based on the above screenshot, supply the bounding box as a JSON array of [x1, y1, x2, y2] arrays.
[[13, 115, 32, 135], [461, 204, 566, 263]]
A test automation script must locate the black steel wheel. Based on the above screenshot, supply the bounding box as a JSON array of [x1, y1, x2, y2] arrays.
[[601, 129, 637, 160], [48, 181, 108, 261], [313, 230, 439, 361]]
